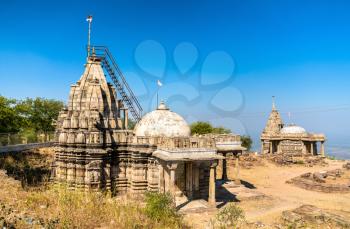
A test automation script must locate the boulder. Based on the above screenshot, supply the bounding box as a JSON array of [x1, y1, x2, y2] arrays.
[[343, 162, 350, 170], [312, 172, 326, 183]]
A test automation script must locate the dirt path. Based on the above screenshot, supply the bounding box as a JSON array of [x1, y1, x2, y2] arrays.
[[238, 159, 350, 224]]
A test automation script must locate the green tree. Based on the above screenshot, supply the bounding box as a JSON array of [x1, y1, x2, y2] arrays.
[[128, 118, 136, 130], [190, 122, 232, 135], [191, 121, 232, 135], [0, 95, 24, 133], [241, 135, 253, 151], [15, 97, 64, 133], [212, 126, 231, 134], [190, 121, 213, 135]]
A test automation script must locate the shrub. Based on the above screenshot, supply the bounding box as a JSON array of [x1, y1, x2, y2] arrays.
[[144, 191, 183, 227], [295, 160, 305, 165], [215, 203, 245, 229], [327, 155, 336, 160], [241, 135, 253, 151]]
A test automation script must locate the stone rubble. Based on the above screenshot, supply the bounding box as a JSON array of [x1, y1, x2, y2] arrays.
[[282, 205, 350, 228], [287, 168, 350, 193]]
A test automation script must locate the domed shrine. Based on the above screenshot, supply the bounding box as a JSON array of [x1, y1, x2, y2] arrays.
[[53, 47, 246, 206], [260, 98, 326, 156], [134, 102, 191, 138]]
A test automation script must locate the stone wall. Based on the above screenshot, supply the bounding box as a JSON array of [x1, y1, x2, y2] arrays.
[[53, 141, 160, 195]]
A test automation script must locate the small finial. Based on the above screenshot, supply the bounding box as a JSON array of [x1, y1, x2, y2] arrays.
[[157, 100, 169, 110], [288, 111, 291, 123], [272, 96, 276, 110]]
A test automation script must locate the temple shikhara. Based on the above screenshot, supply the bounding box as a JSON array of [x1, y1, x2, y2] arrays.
[[260, 98, 326, 157], [53, 47, 245, 205]]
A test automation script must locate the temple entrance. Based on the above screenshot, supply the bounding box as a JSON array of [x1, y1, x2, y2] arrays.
[[183, 161, 202, 200], [158, 159, 219, 207]]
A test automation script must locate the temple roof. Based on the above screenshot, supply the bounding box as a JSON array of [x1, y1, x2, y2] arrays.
[[152, 148, 224, 161], [134, 102, 191, 138], [215, 142, 247, 151], [262, 102, 284, 136], [281, 124, 307, 134], [67, 56, 118, 115]]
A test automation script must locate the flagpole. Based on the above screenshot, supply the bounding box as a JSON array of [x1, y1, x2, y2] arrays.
[[87, 16, 92, 57], [156, 80, 163, 108]]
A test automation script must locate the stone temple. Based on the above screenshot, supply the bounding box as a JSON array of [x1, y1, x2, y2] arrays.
[[53, 49, 245, 205], [260, 99, 326, 156]]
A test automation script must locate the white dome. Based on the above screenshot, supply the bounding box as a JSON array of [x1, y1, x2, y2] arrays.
[[134, 102, 191, 138], [280, 125, 307, 134]]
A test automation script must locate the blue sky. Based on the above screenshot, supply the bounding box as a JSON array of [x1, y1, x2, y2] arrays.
[[0, 0, 349, 158]]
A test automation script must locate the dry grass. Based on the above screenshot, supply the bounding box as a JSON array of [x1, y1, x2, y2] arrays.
[[0, 148, 185, 228], [18, 185, 185, 228]]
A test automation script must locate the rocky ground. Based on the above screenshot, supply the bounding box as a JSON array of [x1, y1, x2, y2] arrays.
[[282, 205, 350, 228], [287, 167, 350, 193], [183, 156, 350, 228], [0, 148, 55, 228]]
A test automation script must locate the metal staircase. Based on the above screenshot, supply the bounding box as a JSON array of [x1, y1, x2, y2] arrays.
[[88, 46, 143, 122]]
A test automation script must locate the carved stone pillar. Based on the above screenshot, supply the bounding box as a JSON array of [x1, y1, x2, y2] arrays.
[[216, 153, 223, 180], [124, 108, 128, 129], [222, 153, 228, 181], [314, 143, 318, 156], [76, 163, 85, 187], [234, 156, 241, 185], [269, 142, 273, 154], [130, 152, 148, 194], [61, 160, 67, 181], [104, 163, 111, 192], [193, 163, 200, 193], [186, 162, 193, 199], [167, 162, 178, 195], [310, 142, 314, 155], [301, 142, 307, 154], [208, 161, 217, 207], [67, 162, 76, 185], [277, 142, 282, 154], [159, 163, 165, 193], [321, 141, 325, 157]]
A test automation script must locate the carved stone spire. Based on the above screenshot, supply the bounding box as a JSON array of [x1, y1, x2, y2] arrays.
[[56, 56, 124, 146], [262, 97, 284, 136]]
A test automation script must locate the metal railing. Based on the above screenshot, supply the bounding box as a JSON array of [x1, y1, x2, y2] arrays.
[[87, 45, 143, 121], [0, 132, 55, 146]]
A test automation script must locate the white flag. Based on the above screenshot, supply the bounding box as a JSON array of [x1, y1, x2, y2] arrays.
[[157, 80, 163, 87], [86, 15, 93, 22]]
